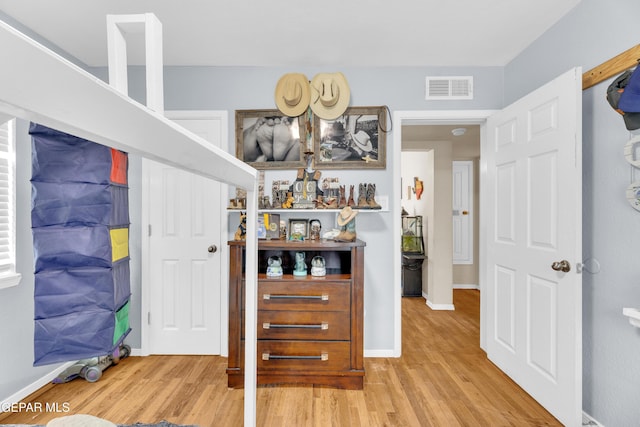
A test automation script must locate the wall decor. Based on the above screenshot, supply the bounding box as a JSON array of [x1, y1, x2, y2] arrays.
[[626, 181, 640, 211], [313, 106, 387, 169], [235, 109, 305, 170], [624, 134, 640, 167]]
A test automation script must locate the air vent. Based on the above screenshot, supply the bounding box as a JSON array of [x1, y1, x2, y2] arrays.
[[425, 76, 473, 100]]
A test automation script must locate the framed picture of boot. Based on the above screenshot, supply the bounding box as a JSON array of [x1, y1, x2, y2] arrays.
[[313, 106, 387, 170], [235, 109, 306, 170]]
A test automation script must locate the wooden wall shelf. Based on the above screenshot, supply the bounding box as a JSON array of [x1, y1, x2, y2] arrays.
[[582, 44, 640, 90]]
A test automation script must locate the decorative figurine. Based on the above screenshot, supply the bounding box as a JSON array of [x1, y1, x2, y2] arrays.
[[311, 256, 326, 277], [293, 252, 307, 276], [234, 211, 247, 241], [309, 219, 321, 240], [266, 256, 283, 277], [282, 191, 295, 209], [334, 206, 358, 242]]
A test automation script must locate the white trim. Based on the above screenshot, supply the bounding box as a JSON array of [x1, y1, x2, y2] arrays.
[[453, 283, 479, 290], [0, 362, 74, 411], [426, 300, 456, 311], [582, 411, 604, 426], [0, 273, 21, 290], [0, 118, 20, 289], [393, 110, 495, 358], [364, 349, 397, 358]]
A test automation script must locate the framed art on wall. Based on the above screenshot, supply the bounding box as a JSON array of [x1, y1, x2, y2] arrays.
[[235, 109, 305, 170], [313, 106, 387, 169]]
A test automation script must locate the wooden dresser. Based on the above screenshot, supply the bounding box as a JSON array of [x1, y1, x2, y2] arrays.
[[227, 239, 365, 390]]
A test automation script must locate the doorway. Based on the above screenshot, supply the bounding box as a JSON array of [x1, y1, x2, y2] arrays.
[[140, 110, 230, 356], [400, 126, 481, 303], [392, 110, 495, 354]]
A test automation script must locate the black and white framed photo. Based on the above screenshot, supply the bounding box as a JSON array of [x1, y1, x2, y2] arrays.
[[235, 109, 305, 170], [313, 106, 387, 169]]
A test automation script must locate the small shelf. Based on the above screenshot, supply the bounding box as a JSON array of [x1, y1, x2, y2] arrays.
[[622, 308, 640, 328]]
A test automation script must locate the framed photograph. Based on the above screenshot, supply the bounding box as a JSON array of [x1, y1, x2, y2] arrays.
[[235, 109, 305, 170], [313, 106, 387, 169], [288, 218, 308, 241]]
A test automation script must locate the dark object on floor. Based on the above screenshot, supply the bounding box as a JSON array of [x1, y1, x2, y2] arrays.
[[52, 345, 131, 383]]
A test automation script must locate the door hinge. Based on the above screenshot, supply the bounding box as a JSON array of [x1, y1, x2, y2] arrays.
[[147, 312, 151, 325], [148, 224, 152, 236]]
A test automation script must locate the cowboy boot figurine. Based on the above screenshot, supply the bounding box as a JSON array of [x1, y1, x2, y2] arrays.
[[338, 185, 347, 208], [347, 184, 356, 207], [367, 183, 382, 209], [356, 183, 368, 209]]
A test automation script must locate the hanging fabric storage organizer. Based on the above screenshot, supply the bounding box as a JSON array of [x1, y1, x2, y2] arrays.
[[30, 123, 131, 366]]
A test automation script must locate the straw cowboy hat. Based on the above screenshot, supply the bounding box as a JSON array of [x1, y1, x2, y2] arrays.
[[275, 73, 311, 117], [337, 206, 358, 226], [352, 130, 373, 153], [310, 72, 351, 120]]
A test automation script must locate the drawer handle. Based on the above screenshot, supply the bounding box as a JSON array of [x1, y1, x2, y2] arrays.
[[262, 352, 329, 361], [263, 294, 329, 301], [263, 322, 329, 330]]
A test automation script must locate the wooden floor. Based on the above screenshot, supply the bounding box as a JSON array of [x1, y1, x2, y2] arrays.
[[0, 290, 561, 426]]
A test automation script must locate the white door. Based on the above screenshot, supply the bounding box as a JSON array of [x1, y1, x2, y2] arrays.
[[453, 160, 473, 264], [147, 112, 226, 354], [484, 68, 582, 426]]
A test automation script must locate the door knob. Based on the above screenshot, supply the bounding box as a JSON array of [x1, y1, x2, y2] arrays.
[[208, 245, 218, 254], [551, 260, 570, 273]]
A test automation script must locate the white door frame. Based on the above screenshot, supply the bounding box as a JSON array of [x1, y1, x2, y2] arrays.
[[140, 110, 230, 356], [392, 110, 495, 355]]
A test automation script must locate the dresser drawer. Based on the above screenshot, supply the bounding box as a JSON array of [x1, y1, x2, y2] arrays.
[[258, 280, 350, 311], [257, 341, 350, 372], [258, 310, 350, 340]]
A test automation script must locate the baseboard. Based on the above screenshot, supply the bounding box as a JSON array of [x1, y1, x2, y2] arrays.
[[0, 361, 74, 412], [364, 349, 397, 358], [583, 411, 604, 426], [453, 283, 479, 290], [426, 299, 455, 311]]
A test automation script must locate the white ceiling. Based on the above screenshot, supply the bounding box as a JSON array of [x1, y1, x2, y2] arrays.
[[0, 0, 581, 68]]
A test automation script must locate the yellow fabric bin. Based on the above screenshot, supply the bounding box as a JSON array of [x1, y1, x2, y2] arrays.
[[110, 227, 129, 262]]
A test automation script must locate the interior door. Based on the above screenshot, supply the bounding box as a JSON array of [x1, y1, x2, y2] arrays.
[[483, 68, 582, 426], [147, 112, 225, 354], [453, 160, 472, 264]]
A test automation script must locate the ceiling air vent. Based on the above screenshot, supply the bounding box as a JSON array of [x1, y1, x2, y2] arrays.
[[425, 76, 473, 100]]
